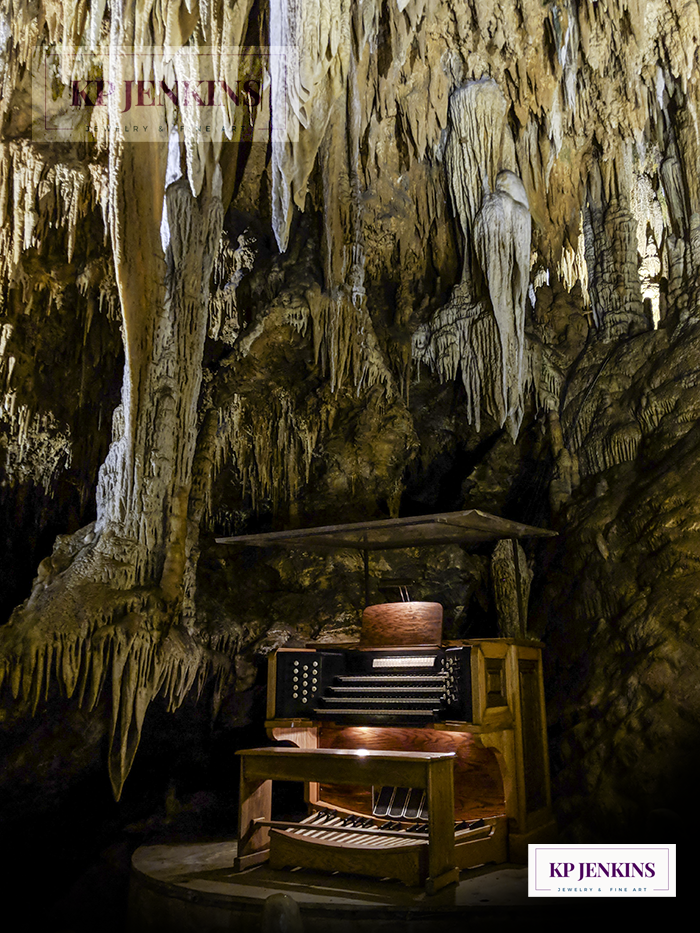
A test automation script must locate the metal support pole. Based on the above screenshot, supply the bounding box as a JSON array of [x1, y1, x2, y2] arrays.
[[363, 548, 370, 607]]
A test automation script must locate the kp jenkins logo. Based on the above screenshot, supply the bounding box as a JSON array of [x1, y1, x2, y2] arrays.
[[32, 46, 285, 144], [529, 844, 676, 897]]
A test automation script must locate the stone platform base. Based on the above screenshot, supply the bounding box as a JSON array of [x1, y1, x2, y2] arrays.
[[127, 839, 544, 933]]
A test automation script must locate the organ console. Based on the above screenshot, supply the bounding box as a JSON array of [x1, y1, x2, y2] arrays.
[[220, 511, 557, 892]]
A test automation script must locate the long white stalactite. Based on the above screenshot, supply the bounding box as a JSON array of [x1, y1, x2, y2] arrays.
[[413, 80, 531, 440]]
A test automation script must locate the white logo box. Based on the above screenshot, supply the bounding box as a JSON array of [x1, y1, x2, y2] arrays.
[[529, 844, 676, 897]]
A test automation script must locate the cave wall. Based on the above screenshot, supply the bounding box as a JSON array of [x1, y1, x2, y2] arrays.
[[0, 0, 698, 862]]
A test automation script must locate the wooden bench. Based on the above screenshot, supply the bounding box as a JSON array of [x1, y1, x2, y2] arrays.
[[234, 746, 460, 893]]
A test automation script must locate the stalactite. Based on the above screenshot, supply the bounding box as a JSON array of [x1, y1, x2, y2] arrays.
[[444, 80, 517, 275], [268, 0, 410, 398], [269, 0, 356, 255], [303, 286, 395, 397], [0, 595, 231, 799], [473, 170, 531, 437], [636, 384, 678, 434], [0, 0, 694, 299], [414, 81, 530, 439], [209, 230, 257, 345], [262, 0, 700, 428], [76, 257, 120, 324], [577, 423, 643, 476], [0, 510, 236, 798], [413, 291, 493, 433], [208, 389, 331, 514], [0, 140, 104, 296], [0, 405, 72, 491]]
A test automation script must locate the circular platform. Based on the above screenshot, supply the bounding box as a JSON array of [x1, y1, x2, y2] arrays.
[[127, 840, 541, 933]]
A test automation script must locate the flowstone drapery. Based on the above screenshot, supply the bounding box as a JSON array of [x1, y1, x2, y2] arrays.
[[473, 169, 531, 437], [413, 80, 531, 440], [0, 159, 226, 797]]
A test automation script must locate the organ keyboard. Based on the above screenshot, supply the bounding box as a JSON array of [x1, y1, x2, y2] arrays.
[[269, 645, 472, 724], [234, 609, 556, 891]]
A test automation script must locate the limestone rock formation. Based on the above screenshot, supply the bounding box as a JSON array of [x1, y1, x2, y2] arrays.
[[0, 2, 698, 890]]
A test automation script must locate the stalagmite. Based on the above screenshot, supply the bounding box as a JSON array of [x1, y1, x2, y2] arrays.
[[209, 231, 257, 345], [548, 409, 576, 512], [583, 157, 648, 338], [491, 539, 532, 638]]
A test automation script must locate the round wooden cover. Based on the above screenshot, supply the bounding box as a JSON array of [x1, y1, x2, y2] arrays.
[[360, 602, 443, 646]]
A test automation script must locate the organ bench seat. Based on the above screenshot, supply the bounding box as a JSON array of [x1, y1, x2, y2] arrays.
[[234, 747, 463, 892]]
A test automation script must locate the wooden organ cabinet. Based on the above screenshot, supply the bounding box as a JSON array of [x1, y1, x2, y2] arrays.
[[220, 511, 557, 893]]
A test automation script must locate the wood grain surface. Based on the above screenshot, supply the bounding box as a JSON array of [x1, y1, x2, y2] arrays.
[[318, 725, 505, 819], [360, 602, 443, 646]]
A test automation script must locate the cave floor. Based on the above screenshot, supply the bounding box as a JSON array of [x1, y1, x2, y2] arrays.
[[128, 839, 558, 932]]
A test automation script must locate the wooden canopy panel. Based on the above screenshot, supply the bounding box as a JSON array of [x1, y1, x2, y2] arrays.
[[216, 509, 556, 551]]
